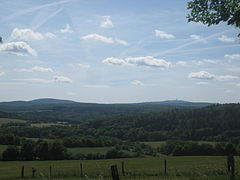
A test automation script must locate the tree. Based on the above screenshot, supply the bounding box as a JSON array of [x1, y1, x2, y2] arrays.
[[2, 146, 19, 161], [187, 0, 240, 35]]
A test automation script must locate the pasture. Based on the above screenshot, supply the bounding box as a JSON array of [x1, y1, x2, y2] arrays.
[[0, 156, 239, 180], [0, 118, 26, 125]]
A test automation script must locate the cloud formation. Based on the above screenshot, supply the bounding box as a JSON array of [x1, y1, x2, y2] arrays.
[[103, 56, 171, 69], [81, 33, 128, 46], [100, 16, 114, 28], [11, 28, 56, 41], [155, 30, 174, 39], [176, 61, 187, 66], [131, 80, 144, 86], [19, 66, 53, 73], [54, 76, 72, 83], [58, 24, 73, 33], [190, 34, 207, 42], [81, 33, 113, 43], [0, 41, 37, 56], [188, 71, 215, 80], [224, 54, 240, 60], [0, 72, 6, 76], [189, 71, 239, 81], [218, 35, 234, 43]]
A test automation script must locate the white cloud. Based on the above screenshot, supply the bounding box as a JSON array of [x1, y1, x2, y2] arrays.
[[193, 59, 217, 66], [131, 80, 144, 86], [77, 64, 90, 69], [115, 39, 129, 46], [81, 33, 128, 46], [11, 28, 56, 41], [224, 54, 240, 60], [218, 35, 234, 43], [196, 82, 209, 85], [202, 59, 217, 64], [217, 75, 239, 81], [188, 71, 215, 80], [126, 56, 171, 68], [100, 16, 114, 28], [176, 61, 187, 66], [81, 33, 113, 43], [58, 24, 73, 33], [0, 72, 6, 76], [0, 41, 37, 56], [236, 83, 240, 87], [155, 30, 174, 39], [19, 66, 53, 73], [83, 85, 110, 88], [102, 57, 127, 66], [54, 76, 72, 83], [103, 56, 171, 69], [15, 78, 50, 83], [190, 34, 207, 42], [189, 71, 239, 82], [45, 32, 56, 39]]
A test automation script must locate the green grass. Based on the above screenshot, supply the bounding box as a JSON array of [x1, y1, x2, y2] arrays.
[[68, 147, 113, 155], [143, 141, 225, 148], [142, 141, 166, 148], [0, 118, 26, 125], [0, 156, 239, 180]]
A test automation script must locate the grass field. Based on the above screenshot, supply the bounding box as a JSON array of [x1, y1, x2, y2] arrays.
[[0, 118, 26, 125], [68, 147, 112, 156], [0, 156, 239, 180], [143, 141, 225, 148]]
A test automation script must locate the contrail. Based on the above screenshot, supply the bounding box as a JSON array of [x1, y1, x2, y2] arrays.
[[153, 29, 233, 57], [32, 7, 64, 31], [0, 0, 71, 23]]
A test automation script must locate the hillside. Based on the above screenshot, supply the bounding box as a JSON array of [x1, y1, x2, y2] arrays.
[[0, 99, 212, 123]]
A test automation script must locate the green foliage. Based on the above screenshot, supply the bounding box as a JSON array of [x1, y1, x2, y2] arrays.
[[2, 146, 19, 161], [187, 0, 240, 34]]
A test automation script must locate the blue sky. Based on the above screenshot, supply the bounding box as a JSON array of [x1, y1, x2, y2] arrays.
[[0, 0, 239, 103]]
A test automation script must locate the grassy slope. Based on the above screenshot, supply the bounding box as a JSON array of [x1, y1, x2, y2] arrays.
[[0, 118, 26, 125], [0, 156, 239, 180], [68, 147, 112, 155]]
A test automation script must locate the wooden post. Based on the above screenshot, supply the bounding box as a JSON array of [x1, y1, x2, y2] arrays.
[[49, 165, 52, 179], [164, 159, 167, 175], [111, 165, 119, 180], [80, 162, 83, 177], [227, 154, 235, 178], [32, 167, 36, 178], [122, 161, 125, 176], [21, 166, 24, 178]]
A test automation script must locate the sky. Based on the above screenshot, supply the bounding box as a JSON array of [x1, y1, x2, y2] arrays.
[[0, 0, 239, 103]]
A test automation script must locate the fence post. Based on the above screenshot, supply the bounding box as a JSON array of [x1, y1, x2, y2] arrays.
[[80, 162, 83, 177], [49, 165, 52, 179], [122, 161, 125, 176], [111, 165, 120, 180], [227, 154, 235, 178], [164, 159, 167, 175], [32, 167, 36, 178], [21, 165, 24, 178]]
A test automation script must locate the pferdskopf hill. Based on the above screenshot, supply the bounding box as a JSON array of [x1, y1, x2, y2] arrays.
[[0, 98, 212, 123]]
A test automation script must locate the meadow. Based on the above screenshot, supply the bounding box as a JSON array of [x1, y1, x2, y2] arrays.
[[0, 118, 26, 125], [0, 156, 239, 180]]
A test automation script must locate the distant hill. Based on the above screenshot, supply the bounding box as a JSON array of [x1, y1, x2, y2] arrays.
[[139, 100, 213, 107], [0, 98, 77, 106], [0, 98, 213, 123]]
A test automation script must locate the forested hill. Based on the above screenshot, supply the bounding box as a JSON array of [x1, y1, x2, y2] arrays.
[[77, 103, 240, 141], [0, 98, 212, 123]]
